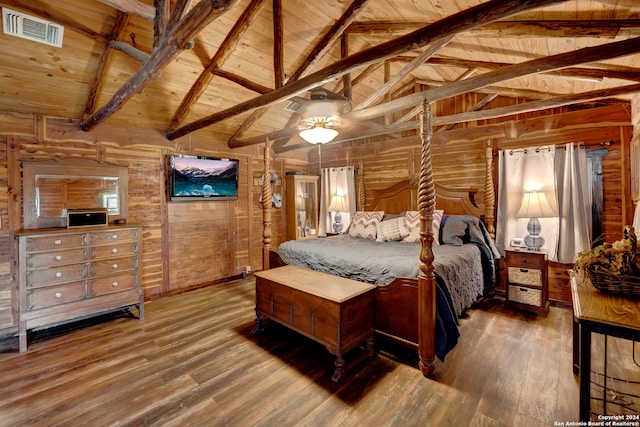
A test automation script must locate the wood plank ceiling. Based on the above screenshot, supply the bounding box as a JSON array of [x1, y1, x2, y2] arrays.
[[1, 0, 639, 152]]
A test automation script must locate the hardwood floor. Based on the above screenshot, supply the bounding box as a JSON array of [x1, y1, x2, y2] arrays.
[[0, 276, 610, 427]]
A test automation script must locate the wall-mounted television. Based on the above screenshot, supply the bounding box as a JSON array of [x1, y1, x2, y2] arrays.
[[169, 154, 239, 201]]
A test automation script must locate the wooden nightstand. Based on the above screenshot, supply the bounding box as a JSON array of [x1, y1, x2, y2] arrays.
[[504, 248, 549, 316]]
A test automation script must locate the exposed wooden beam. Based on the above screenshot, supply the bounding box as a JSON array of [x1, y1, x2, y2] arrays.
[[167, 0, 565, 141], [433, 83, 640, 126], [347, 19, 640, 38], [341, 34, 352, 101], [166, 0, 266, 133], [397, 56, 640, 83], [83, 11, 130, 120], [229, 0, 369, 144], [355, 35, 454, 110], [108, 40, 149, 64], [96, 0, 155, 21], [346, 36, 640, 123], [289, 0, 371, 81], [153, 0, 169, 49], [273, 0, 284, 89], [80, 0, 241, 132], [211, 68, 272, 94]]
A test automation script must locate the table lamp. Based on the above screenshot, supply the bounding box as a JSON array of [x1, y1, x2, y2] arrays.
[[516, 190, 557, 250]]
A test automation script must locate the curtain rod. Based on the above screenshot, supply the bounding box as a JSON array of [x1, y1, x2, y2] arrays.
[[496, 140, 614, 156]]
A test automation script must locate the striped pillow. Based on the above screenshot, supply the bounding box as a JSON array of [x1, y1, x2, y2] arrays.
[[403, 210, 443, 244], [348, 211, 384, 240], [376, 217, 409, 242]]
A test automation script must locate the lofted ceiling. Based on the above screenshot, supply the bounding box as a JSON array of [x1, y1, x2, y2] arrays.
[[1, 0, 640, 152]]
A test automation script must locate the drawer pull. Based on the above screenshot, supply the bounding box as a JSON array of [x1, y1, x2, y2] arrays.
[[54, 239, 62, 245], [55, 272, 62, 278], [519, 268, 529, 273], [111, 234, 118, 239], [55, 255, 62, 261], [112, 263, 118, 269], [55, 292, 62, 298], [111, 248, 118, 254], [519, 287, 528, 292], [112, 281, 119, 287]]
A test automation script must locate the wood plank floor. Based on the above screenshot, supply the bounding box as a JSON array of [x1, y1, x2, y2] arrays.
[[0, 275, 628, 427]]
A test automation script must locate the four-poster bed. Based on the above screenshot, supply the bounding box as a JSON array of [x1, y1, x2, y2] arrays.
[[260, 99, 497, 376]]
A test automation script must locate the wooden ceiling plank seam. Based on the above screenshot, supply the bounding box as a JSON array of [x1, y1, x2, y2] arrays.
[[347, 35, 640, 123], [96, 0, 155, 21], [153, 0, 169, 49], [273, 0, 284, 89], [80, 0, 242, 132], [355, 34, 455, 110], [346, 19, 640, 38], [167, 0, 567, 141], [83, 10, 131, 120], [166, 0, 267, 133]]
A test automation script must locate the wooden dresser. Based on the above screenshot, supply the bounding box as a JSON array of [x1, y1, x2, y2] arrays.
[[504, 248, 549, 316], [17, 225, 144, 352]]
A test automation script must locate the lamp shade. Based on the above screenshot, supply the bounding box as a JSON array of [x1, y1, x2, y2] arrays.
[[299, 125, 338, 144], [516, 191, 557, 219], [328, 194, 348, 212]]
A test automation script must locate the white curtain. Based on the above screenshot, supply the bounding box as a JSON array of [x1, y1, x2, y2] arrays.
[[319, 167, 356, 236], [496, 146, 560, 260], [555, 144, 591, 263]]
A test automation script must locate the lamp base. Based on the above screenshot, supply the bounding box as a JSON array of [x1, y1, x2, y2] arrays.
[[332, 211, 343, 233], [524, 217, 544, 250]]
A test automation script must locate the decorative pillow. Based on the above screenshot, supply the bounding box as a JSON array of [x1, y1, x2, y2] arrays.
[[376, 217, 409, 242], [348, 211, 384, 240], [403, 210, 444, 244], [440, 215, 469, 246]]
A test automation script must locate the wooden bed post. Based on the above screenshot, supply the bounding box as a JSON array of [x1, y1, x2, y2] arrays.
[[262, 138, 273, 270], [417, 97, 436, 377], [484, 140, 496, 239]]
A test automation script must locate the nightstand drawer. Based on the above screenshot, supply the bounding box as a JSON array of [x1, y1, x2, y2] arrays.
[[505, 251, 546, 270], [509, 285, 542, 306], [507, 266, 542, 287]]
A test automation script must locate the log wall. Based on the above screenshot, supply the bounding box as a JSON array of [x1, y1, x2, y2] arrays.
[[313, 102, 633, 241]]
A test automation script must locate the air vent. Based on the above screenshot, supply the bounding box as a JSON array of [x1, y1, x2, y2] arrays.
[[284, 100, 303, 113], [2, 7, 64, 48]]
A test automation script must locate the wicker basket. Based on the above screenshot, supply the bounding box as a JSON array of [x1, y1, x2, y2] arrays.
[[588, 269, 640, 298], [587, 225, 640, 298]]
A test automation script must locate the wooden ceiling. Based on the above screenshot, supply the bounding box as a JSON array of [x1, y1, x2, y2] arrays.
[[1, 0, 640, 151]]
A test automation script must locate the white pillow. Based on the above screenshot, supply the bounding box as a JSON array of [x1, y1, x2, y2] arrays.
[[376, 217, 410, 242]]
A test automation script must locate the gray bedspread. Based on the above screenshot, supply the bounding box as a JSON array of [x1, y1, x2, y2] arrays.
[[278, 235, 484, 318]]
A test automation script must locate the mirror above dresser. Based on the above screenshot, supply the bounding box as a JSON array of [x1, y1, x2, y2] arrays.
[[22, 159, 129, 229]]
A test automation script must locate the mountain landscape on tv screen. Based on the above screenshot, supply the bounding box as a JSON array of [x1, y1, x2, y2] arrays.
[[173, 161, 237, 197]]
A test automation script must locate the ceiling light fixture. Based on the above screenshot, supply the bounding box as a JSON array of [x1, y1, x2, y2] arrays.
[[299, 124, 339, 144]]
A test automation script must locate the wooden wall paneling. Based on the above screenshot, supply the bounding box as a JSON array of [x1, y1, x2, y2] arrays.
[[0, 135, 13, 334]]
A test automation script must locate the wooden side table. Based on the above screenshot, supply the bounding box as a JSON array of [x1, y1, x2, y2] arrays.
[[504, 248, 549, 316], [571, 275, 640, 421]]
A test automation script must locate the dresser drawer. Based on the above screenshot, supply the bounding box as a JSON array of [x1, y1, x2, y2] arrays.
[[91, 229, 138, 245], [92, 257, 137, 276], [26, 248, 88, 269], [505, 251, 545, 270], [508, 285, 542, 307], [91, 274, 137, 296], [92, 242, 138, 258], [24, 234, 85, 252], [507, 266, 542, 287], [27, 282, 85, 310], [27, 264, 88, 287]]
